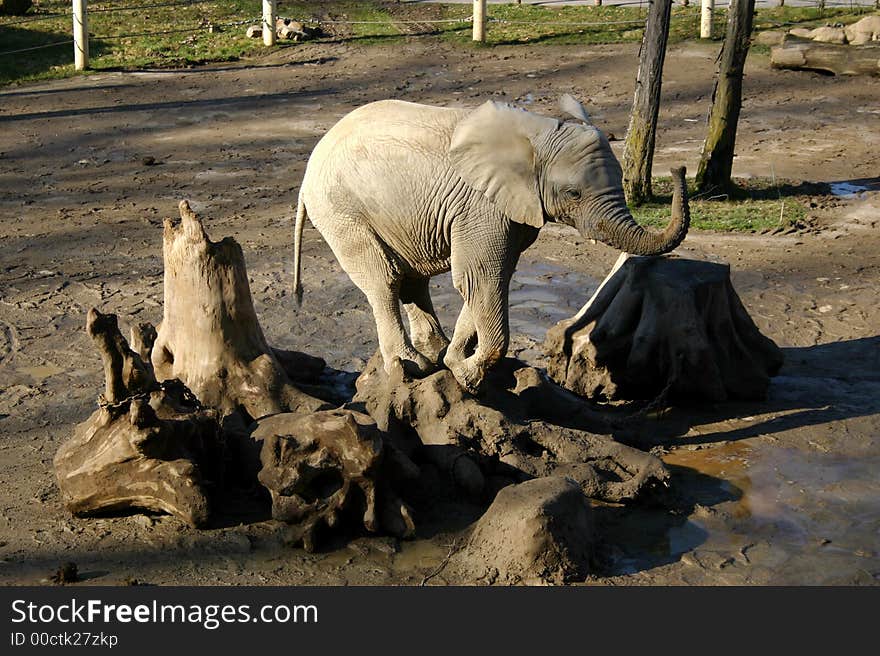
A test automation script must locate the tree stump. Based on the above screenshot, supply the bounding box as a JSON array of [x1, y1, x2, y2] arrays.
[[151, 201, 326, 420], [54, 309, 224, 527], [545, 254, 783, 403], [254, 409, 418, 552], [771, 36, 880, 76], [354, 352, 669, 504]]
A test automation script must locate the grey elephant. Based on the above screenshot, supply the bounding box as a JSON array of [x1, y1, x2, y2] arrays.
[[293, 96, 690, 394]]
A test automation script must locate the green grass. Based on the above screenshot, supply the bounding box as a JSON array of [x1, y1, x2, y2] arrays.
[[3, 2, 876, 86], [633, 177, 812, 233]]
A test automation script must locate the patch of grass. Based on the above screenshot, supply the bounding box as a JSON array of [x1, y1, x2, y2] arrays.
[[2, 2, 875, 86], [439, 4, 694, 47], [633, 177, 813, 232]]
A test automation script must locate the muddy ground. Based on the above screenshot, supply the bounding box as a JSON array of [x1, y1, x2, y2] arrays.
[[0, 37, 878, 585]]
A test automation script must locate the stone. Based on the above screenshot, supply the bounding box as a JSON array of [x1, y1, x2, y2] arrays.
[[450, 476, 594, 585]]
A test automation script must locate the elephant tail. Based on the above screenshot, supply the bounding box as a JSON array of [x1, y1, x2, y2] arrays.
[[293, 189, 306, 306]]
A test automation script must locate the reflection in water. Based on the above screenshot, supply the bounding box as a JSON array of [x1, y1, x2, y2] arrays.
[[661, 440, 880, 579]]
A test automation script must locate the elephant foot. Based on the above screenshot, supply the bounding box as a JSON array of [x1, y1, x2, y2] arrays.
[[443, 354, 486, 396], [412, 333, 450, 366], [384, 348, 436, 380]]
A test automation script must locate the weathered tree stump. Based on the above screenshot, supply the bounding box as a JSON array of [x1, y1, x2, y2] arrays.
[[771, 35, 880, 76], [54, 309, 224, 527], [354, 352, 669, 503], [254, 409, 418, 552], [545, 254, 783, 403], [151, 201, 326, 420]]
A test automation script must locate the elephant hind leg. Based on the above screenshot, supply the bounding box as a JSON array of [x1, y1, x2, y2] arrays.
[[400, 276, 449, 365], [335, 233, 433, 378]]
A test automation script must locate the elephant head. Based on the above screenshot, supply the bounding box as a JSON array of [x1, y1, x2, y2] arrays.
[[449, 97, 689, 256]]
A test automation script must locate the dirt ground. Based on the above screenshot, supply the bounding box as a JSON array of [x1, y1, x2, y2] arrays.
[[1, 36, 878, 585]]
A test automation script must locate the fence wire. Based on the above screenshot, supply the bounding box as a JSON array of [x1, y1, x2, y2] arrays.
[[0, 39, 75, 56], [88, 0, 214, 14]]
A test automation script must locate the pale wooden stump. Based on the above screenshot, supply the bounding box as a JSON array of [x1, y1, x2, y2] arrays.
[[54, 309, 224, 527], [151, 201, 326, 420]]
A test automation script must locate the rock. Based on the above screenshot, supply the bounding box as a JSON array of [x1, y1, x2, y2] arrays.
[[789, 28, 814, 39], [450, 476, 594, 585], [755, 30, 787, 47], [50, 562, 79, 585], [809, 26, 848, 45], [246, 25, 262, 39], [845, 15, 880, 45]]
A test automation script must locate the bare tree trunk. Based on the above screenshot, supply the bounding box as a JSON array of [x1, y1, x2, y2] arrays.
[[695, 0, 756, 193], [623, 0, 673, 206]]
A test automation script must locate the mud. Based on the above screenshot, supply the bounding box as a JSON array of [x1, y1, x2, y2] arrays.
[[0, 37, 878, 585]]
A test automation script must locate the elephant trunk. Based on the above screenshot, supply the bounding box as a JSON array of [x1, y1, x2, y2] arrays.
[[587, 167, 690, 256]]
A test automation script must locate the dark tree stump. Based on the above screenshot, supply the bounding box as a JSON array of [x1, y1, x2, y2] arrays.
[[545, 255, 783, 403], [54, 309, 224, 527], [254, 409, 418, 552], [354, 352, 669, 504]]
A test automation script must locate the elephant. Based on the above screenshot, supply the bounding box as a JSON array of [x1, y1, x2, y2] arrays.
[[293, 96, 690, 394]]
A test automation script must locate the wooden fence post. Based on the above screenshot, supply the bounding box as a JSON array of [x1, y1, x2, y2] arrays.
[[72, 0, 89, 71], [262, 0, 276, 47], [473, 0, 486, 42], [700, 0, 714, 39]]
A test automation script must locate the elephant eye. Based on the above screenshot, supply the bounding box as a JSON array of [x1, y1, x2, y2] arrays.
[[565, 189, 581, 200]]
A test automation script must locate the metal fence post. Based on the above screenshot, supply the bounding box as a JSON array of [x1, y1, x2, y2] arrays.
[[473, 0, 486, 42], [72, 0, 89, 70], [700, 0, 714, 39], [262, 0, 276, 47]]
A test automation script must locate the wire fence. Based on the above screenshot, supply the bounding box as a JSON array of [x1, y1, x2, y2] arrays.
[[0, 1, 876, 61]]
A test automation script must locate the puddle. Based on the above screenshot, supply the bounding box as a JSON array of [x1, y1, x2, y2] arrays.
[[829, 181, 872, 198], [17, 363, 65, 382], [507, 261, 597, 342], [661, 440, 880, 579], [425, 261, 597, 346]]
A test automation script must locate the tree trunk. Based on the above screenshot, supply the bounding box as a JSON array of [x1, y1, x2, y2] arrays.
[[151, 201, 326, 420], [695, 0, 756, 193], [771, 36, 880, 76], [622, 0, 674, 206]]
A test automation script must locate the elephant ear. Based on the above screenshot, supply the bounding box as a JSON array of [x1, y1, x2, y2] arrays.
[[559, 94, 591, 124], [449, 100, 559, 229]]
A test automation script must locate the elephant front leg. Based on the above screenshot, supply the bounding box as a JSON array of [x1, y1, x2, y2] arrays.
[[400, 276, 449, 365], [444, 276, 510, 395]]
